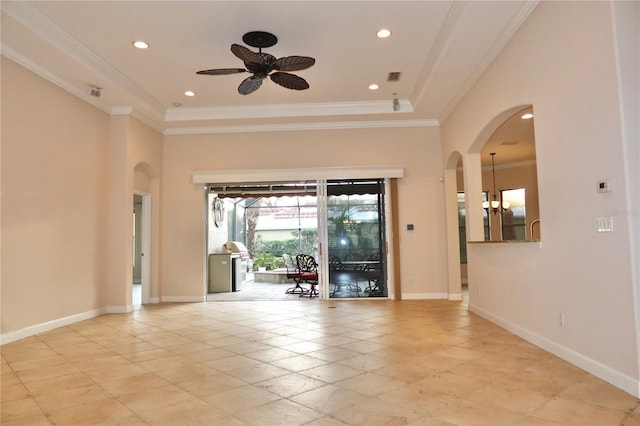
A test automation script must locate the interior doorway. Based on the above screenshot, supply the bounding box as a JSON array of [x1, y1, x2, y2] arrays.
[[133, 193, 151, 307]]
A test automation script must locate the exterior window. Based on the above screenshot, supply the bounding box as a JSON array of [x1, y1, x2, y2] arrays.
[[501, 188, 526, 240]]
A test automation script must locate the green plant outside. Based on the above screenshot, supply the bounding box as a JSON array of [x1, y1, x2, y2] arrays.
[[252, 252, 285, 271], [251, 231, 318, 271]]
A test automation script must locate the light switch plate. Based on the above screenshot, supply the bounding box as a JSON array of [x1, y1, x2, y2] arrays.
[[596, 216, 613, 232]]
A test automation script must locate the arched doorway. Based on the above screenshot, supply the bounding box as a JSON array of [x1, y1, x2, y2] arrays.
[[133, 162, 159, 307], [444, 105, 540, 304]]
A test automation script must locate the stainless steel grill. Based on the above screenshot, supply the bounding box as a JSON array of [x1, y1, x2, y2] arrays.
[[223, 241, 250, 260]]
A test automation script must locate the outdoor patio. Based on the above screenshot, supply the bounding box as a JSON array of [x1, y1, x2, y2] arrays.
[[206, 278, 468, 302], [207, 280, 315, 301]]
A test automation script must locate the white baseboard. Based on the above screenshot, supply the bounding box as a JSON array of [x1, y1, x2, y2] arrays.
[[161, 295, 206, 303], [401, 292, 449, 300], [106, 305, 134, 314], [1, 296, 204, 346], [448, 293, 463, 301], [469, 303, 640, 398], [1, 307, 107, 345]]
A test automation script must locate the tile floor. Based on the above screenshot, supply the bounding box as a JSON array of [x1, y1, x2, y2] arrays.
[[2, 297, 639, 425]]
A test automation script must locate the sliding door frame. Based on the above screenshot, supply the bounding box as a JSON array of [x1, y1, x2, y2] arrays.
[[317, 179, 330, 299], [194, 166, 403, 300]]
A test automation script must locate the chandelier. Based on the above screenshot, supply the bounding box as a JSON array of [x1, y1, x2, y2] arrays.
[[482, 152, 510, 215]]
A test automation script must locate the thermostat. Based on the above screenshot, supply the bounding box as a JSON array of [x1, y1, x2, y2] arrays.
[[597, 180, 612, 193]]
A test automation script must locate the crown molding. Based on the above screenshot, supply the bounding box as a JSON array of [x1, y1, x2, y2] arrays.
[[1, 44, 113, 113], [412, 0, 540, 122], [437, 1, 540, 121], [1, 2, 166, 120], [413, 1, 467, 109], [111, 107, 134, 115], [165, 99, 414, 122], [164, 119, 439, 135]]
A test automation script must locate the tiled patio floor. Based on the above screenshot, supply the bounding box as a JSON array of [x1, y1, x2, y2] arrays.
[[207, 281, 313, 301]]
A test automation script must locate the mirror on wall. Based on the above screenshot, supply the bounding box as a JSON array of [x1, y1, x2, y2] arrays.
[[480, 107, 540, 241]]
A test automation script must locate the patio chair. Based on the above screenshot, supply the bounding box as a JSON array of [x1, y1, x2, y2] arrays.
[[296, 254, 319, 298], [284, 253, 307, 295], [362, 253, 382, 296]]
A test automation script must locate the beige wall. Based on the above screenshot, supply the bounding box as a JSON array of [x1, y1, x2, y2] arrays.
[[1, 57, 110, 332], [1, 57, 163, 336], [442, 1, 639, 395], [161, 127, 447, 300]]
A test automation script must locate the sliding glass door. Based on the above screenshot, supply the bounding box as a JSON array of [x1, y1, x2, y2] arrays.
[[207, 178, 389, 299], [324, 179, 387, 298]]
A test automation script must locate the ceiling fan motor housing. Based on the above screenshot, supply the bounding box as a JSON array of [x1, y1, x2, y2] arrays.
[[242, 31, 278, 50]]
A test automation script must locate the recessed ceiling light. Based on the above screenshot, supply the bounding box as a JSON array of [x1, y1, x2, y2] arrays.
[[133, 40, 149, 49], [184, 91, 195, 97], [521, 113, 534, 119], [377, 29, 392, 39], [368, 84, 379, 90]]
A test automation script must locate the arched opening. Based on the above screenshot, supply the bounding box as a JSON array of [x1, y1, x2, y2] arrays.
[[133, 162, 159, 307], [444, 105, 541, 306], [470, 105, 540, 242]]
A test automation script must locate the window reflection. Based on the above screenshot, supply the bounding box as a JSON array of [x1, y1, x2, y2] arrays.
[[501, 188, 526, 240]]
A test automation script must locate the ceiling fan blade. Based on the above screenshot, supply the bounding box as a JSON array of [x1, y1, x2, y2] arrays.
[[273, 56, 316, 72], [231, 43, 261, 64], [238, 76, 263, 95], [196, 68, 247, 75], [270, 72, 310, 90]]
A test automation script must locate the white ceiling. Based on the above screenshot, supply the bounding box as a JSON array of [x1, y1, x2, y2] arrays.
[[1, 0, 538, 162]]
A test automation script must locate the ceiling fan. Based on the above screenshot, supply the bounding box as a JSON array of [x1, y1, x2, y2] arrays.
[[196, 31, 315, 95]]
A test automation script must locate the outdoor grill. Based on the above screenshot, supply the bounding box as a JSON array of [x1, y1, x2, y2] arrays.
[[223, 241, 250, 260]]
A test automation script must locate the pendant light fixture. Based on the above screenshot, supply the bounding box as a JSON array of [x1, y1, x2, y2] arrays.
[[485, 152, 510, 215], [490, 153, 500, 214]]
